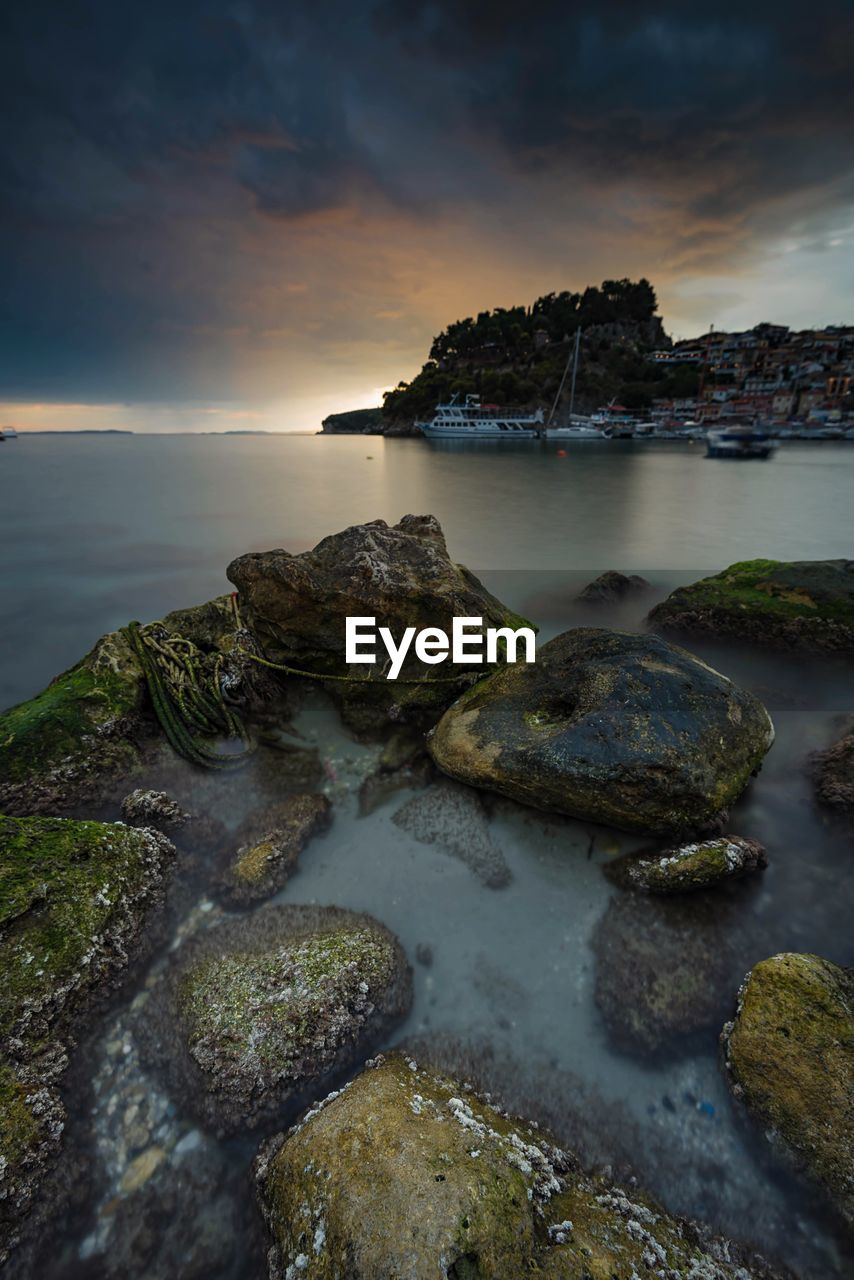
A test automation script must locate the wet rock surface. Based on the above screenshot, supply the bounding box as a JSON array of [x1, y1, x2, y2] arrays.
[[392, 780, 512, 888], [649, 559, 854, 651], [144, 905, 412, 1134], [722, 952, 854, 1231], [220, 793, 332, 906], [593, 890, 765, 1058], [577, 570, 651, 603], [226, 514, 530, 732], [255, 1052, 785, 1280], [428, 627, 774, 834], [0, 815, 175, 1263], [609, 835, 768, 894], [811, 725, 854, 813]]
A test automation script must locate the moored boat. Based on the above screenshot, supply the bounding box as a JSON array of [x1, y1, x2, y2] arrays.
[[705, 428, 776, 460], [420, 394, 543, 439]]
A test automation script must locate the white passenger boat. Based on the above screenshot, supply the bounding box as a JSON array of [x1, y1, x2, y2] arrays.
[[419, 394, 543, 439]]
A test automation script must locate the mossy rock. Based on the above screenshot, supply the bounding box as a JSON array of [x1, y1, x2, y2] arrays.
[[0, 1061, 64, 1266], [722, 953, 854, 1230], [226, 514, 533, 732], [0, 594, 255, 817], [428, 628, 774, 835], [0, 814, 175, 1263], [649, 559, 854, 651], [0, 815, 175, 1052], [609, 835, 767, 894], [221, 793, 332, 906], [255, 1053, 783, 1279], [152, 905, 412, 1133]]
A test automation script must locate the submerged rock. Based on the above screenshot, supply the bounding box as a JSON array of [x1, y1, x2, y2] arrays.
[[393, 780, 512, 888], [0, 815, 175, 1263], [221, 793, 332, 906], [577, 570, 651, 603], [428, 627, 774, 835], [610, 835, 767, 894], [154, 905, 411, 1134], [226, 514, 531, 732], [593, 891, 760, 1058], [255, 1053, 784, 1280], [649, 559, 854, 651], [811, 726, 854, 812], [120, 787, 227, 854], [722, 952, 854, 1230]]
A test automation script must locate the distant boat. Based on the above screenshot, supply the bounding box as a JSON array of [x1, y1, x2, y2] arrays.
[[419, 393, 542, 439], [0, 426, 16, 439], [706, 428, 776, 460], [545, 420, 608, 441]]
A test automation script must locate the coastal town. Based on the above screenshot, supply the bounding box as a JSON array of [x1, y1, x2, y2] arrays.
[[649, 321, 854, 432]]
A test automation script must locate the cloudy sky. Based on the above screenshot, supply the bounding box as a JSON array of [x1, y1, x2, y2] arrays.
[[2, 0, 853, 431]]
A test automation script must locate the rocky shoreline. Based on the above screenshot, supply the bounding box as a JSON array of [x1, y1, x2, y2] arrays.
[[1, 518, 852, 1277]]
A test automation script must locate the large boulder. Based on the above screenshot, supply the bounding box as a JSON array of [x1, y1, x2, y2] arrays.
[[722, 953, 854, 1230], [428, 628, 774, 835], [255, 1053, 783, 1280], [0, 815, 175, 1263], [608, 835, 767, 894], [648, 559, 854, 651], [226, 515, 532, 732], [152, 905, 412, 1134], [0, 595, 257, 816]]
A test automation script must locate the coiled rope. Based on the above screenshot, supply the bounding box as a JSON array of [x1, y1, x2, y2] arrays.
[[122, 620, 255, 769]]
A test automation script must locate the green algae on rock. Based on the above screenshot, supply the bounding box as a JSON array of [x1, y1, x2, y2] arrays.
[[722, 952, 854, 1231], [648, 559, 854, 651], [221, 793, 332, 906], [226, 514, 533, 733], [255, 1052, 784, 1280], [0, 814, 175, 1263], [0, 594, 264, 817], [159, 905, 411, 1133], [428, 628, 774, 835], [609, 835, 767, 894]]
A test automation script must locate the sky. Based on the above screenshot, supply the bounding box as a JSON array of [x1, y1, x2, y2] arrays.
[[2, 1, 854, 432]]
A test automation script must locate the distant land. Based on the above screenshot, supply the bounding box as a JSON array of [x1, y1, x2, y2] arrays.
[[15, 428, 134, 435], [321, 276, 854, 434]]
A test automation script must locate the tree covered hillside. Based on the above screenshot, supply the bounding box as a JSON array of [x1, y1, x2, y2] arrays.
[[382, 278, 699, 427]]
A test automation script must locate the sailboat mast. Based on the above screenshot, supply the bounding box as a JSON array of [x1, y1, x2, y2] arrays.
[[548, 326, 582, 426], [568, 326, 581, 419]]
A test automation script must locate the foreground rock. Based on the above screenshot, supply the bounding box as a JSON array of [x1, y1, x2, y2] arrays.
[[610, 835, 767, 894], [593, 891, 760, 1057], [153, 905, 411, 1134], [649, 559, 854, 651], [0, 595, 260, 817], [577, 570, 651, 603], [429, 628, 774, 834], [227, 515, 531, 732], [220, 793, 332, 905], [0, 815, 175, 1263], [812, 726, 854, 812], [256, 1053, 783, 1279], [722, 953, 854, 1231], [393, 780, 512, 888]]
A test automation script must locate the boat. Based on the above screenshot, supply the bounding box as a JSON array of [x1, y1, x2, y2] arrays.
[[0, 426, 17, 439], [705, 428, 776, 460], [419, 394, 543, 439], [545, 419, 608, 441]]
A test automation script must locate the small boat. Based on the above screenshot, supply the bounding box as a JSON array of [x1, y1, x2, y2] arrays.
[[420, 393, 542, 439], [545, 419, 608, 441], [705, 428, 776, 460], [0, 426, 17, 439]]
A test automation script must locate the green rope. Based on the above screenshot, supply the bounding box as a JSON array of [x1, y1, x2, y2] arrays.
[[123, 621, 256, 769], [236, 647, 477, 686]]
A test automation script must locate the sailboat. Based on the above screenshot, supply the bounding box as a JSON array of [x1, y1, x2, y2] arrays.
[[544, 330, 609, 440]]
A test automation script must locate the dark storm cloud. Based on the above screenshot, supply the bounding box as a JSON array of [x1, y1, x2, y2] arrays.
[[1, 0, 853, 402]]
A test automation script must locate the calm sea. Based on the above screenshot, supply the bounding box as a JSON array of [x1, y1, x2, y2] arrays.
[[1, 432, 852, 708]]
